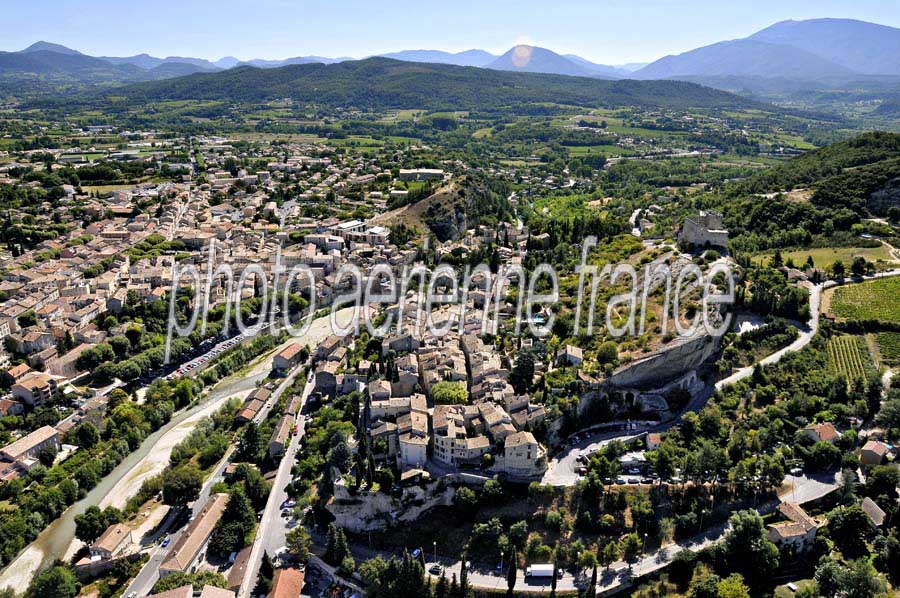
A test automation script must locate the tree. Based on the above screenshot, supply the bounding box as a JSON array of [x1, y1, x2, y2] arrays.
[[324, 523, 351, 566], [505, 554, 517, 598], [600, 540, 619, 571], [431, 381, 469, 405], [162, 464, 203, 507], [619, 533, 642, 570], [722, 511, 779, 589], [866, 465, 900, 501], [236, 421, 261, 461], [827, 505, 873, 559], [509, 351, 535, 394], [286, 526, 313, 562], [596, 341, 618, 365], [28, 565, 78, 598], [37, 444, 57, 467], [831, 260, 846, 279], [74, 506, 109, 544], [454, 486, 479, 516], [717, 574, 750, 598], [254, 551, 274, 595], [72, 422, 100, 449]]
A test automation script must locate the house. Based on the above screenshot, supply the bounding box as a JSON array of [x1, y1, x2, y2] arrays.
[[272, 343, 304, 373], [158, 493, 229, 577], [270, 567, 305, 598], [0, 399, 24, 417], [766, 502, 818, 550], [2, 363, 31, 386], [314, 360, 338, 397], [11, 372, 60, 406], [679, 210, 729, 249], [860, 440, 889, 466], [90, 523, 133, 559], [199, 586, 235, 598], [557, 345, 583, 367], [646, 433, 662, 451], [268, 414, 293, 458], [0, 425, 60, 462], [149, 586, 193, 598], [861, 497, 886, 528], [803, 422, 840, 444], [498, 431, 547, 479], [398, 168, 444, 181]]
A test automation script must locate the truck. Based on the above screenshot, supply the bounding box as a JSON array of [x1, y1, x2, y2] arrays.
[[525, 564, 555, 578]]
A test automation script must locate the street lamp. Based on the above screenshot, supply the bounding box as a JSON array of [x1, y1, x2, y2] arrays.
[[433, 541, 437, 566]]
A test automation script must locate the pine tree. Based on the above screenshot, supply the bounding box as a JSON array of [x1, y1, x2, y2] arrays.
[[459, 551, 469, 598], [506, 554, 517, 597], [435, 570, 449, 598], [449, 573, 459, 598]]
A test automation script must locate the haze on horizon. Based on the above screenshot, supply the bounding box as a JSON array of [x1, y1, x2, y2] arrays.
[[4, 0, 900, 65]]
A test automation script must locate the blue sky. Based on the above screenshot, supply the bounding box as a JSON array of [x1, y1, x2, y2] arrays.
[[3, 0, 899, 64]]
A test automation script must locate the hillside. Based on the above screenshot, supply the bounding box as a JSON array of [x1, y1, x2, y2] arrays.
[[634, 39, 855, 80], [92, 57, 767, 112], [718, 132, 900, 252]]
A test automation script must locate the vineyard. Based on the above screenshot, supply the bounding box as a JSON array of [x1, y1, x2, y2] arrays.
[[827, 335, 870, 382], [830, 277, 900, 322], [876, 331, 900, 366]]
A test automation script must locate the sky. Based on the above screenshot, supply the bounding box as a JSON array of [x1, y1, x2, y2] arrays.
[[3, 0, 900, 65]]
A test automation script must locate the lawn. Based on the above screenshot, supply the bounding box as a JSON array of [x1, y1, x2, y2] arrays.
[[831, 276, 900, 322], [753, 245, 896, 269]]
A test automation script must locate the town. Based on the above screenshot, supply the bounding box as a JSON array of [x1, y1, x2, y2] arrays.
[[1, 9, 900, 598]]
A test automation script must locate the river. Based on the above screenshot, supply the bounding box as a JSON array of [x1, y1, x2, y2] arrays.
[[0, 307, 356, 591]]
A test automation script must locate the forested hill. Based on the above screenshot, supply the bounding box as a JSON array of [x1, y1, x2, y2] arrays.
[[84, 57, 769, 112], [719, 132, 900, 252]]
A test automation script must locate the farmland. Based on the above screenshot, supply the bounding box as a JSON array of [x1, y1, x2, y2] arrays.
[[827, 335, 870, 382], [829, 276, 900, 322], [876, 332, 900, 366], [753, 245, 897, 269]]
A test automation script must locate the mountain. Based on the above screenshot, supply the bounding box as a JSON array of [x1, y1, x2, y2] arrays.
[[634, 39, 856, 80], [487, 45, 603, 77], [94, 57, 769, 113], [615, 63, 649, 73], [748, 18, 900, 76], [214, 56, 241, 69], [20, 41, 82, 56], [161, 56, 220, 71], [563, 54, 630, 77], [379, 49, 496, 67], [100, 53, 165, 69]]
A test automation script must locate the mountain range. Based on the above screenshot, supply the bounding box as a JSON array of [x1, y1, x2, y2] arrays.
[[74, 57, 765, 114], [632, 18, 900, 82], [4, 18, 900, 99]]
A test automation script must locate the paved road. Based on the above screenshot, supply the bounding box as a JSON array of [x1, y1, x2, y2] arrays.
[[424, 472, 839, 595], [123, 360, 308, 597], [238, 373, 314, 598]]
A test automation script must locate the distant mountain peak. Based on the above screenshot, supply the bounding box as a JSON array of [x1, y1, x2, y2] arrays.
[[21, 41, 82, 55], [487, 45, 597, 77]]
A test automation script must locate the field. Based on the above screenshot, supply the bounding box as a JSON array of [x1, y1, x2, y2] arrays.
[[753, 244, 896, 268], [827, 335, 869, 382], [830, 276, 900, 322], [876, 331, 900, 366]]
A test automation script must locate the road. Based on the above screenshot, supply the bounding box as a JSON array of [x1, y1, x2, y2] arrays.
[[123, 360, 308, 598], [542, 269, 900, 487], [423, 472, 839, 595], [237, 374, 314, 598]]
